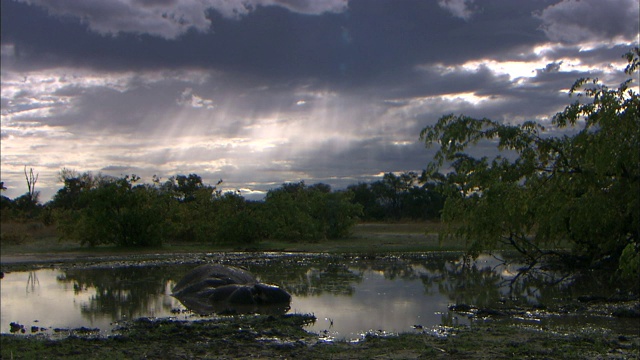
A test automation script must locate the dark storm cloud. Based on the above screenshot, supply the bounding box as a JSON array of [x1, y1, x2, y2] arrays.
[[25, 0, 349, 33], [2, 0, 549, 82], [4, 0, 636, 80]]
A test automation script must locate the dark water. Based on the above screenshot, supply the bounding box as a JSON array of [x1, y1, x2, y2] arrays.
[[1, 252, 636, 340]]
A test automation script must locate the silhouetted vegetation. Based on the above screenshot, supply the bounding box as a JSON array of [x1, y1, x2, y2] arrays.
[[2, 162, 448, 247], [0, 168, 43, 222], [420, 48, 640, 281], [346, 172, 445, 221], [2, 171, 376, 247]]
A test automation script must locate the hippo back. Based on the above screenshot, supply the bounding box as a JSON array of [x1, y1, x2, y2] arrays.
[[172, 264, 257, 295]]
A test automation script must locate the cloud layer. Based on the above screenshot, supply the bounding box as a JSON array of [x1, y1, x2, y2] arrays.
[[14, 0, 348, 39], [1, 0, 638, 200]]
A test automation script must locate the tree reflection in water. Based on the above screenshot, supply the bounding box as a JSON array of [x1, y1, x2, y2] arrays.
[[248, 252, 589, 308], [57, 266, 179, 322], [52, 252, 620, 324], [26, 271, 39, 293], [415, 252, 579, 308]]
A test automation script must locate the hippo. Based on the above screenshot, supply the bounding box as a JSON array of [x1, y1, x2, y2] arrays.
[[172, 264, 291, 315]]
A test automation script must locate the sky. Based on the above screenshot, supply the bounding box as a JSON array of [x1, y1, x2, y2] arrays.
[[1, 0, 639, 202]]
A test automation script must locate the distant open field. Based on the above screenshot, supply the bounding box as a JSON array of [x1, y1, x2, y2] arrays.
[[0, 220, 466, 265]]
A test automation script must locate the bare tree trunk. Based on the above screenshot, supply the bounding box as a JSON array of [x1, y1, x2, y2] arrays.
[[24, 166, 39, 202]]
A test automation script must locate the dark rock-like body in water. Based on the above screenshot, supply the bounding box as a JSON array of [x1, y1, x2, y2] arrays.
[[172, 264, 291, 315]]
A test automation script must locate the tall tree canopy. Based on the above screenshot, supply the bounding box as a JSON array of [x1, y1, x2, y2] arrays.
[[420, 49, 639, 280], [347, 172, 445, 221]]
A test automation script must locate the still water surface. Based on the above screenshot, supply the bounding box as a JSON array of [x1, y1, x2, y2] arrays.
[[0, 252, 634, 340]]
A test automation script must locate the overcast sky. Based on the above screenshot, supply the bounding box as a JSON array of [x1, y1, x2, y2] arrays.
[[1, 0, 638, 201]]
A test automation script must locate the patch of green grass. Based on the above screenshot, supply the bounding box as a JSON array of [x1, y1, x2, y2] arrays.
[[1, 221, 55, 245], [1, 221, 467, 258], [252, 221, 467, 253]]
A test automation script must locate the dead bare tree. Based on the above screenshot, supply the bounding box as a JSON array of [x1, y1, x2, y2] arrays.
[[24, 166, 39, 202]]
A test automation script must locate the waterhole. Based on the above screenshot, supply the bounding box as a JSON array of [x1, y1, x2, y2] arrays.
[[1, 252, 636, 340]]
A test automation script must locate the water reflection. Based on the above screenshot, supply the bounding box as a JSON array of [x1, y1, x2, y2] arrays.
[[275, 263, 363, 297], [59, 267, 177, 322], [0, 253, 634, 340], [26, 271, 39, 293], [176, 295, 292, 316]]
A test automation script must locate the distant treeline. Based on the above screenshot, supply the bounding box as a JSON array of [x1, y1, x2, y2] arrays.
[[0, 170, 445, 247]]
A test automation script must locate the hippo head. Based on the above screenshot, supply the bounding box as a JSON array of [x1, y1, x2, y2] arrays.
[[253, 283, 291, 304], [211, 283, 290, 306]]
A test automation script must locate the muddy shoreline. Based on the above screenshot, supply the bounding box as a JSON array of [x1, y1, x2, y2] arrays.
[[3, 309, 639, 359]]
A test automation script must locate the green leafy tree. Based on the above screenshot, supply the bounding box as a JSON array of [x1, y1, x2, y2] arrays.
[[49, 169, 106, 210], [210, 193, 265, 245], [56, 175, 169, 247], [304, 187, 362, 239], [420, 49, 639, 281], [371, 172, 415, 219], [264, 182, 322, 241], [347, 172, 445, 221], [347, 182, 386, 220], [162, 173, 215, 202], [161, 175, 221, 243], [264, 182, 362, 241]]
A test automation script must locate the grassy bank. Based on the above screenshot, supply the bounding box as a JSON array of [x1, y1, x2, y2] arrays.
[[0, 221, 463, 261], [2, 313, 637, 359]]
